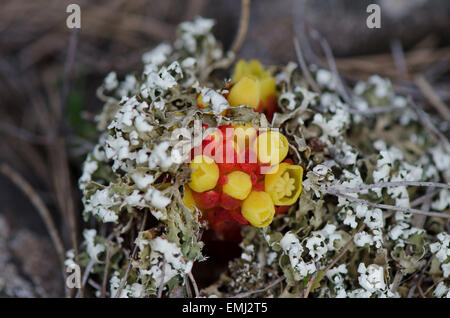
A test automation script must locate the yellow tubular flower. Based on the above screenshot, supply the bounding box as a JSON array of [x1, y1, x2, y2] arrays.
[[264, 163, 303, 206], [231, 60, 276, 106], [259, 76, 276, 105], [189, 155, 219, 193], [253, 131, 289, 165], [232, 60, 250, 82], [241, 191, 275, 227], [182, 185, 197, 210], [223, 171, 252, 200], [247, 60, 265, 77], [227, 75, 261, 109]]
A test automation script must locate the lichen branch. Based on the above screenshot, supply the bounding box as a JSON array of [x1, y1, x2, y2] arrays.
[[327, 181, 449, 194], [326, 188, 450, 219]]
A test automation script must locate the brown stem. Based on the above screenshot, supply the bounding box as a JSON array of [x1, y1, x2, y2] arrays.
[[0, 163, 66, 273], [230, 0, 251, 55]]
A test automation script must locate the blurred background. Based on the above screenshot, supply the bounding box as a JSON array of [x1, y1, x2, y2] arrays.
[[0, 0, 449, 297]]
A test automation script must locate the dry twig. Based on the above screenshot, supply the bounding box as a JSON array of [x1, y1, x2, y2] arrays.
[[188, 272, 200, 298], [409, 96, 450, 153], [303, 272, 317, 298], [324, 223, 366, 274], [390, 39, 408, 77], [0, 163, 66, 265], [304, 222, 366, 298], [0, 122, 49, 145], [310, 30, 352, 106], [293, 37, 321, 94], [423, 278, 445, 297], [115, 211, 148, 298], [77, 259, 96, 298], [100, 240, 113, 298], [412, 187, 434, 228], [390, 271, 404, 294], [414, 75, 450, 122], [230, 0, 251, 55], [234, 276, 285, 298], [157, 259, 167, 298], [410, 189, 441, 207]]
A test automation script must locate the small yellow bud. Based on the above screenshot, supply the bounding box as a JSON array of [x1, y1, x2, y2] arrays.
[[182, 185, 197, 210], [222, 171, 252, 200], [247, 60, 265, 78], [232, 60, 250, 83], [227, 75, 261, 109], [253, 131, 289, 165], [232, 60, 276, 107], [241, 191, 275, 227], [233, 60, 266, 82], [196, 94, 208, 108], [189, 155, 219, 193], [264, 163, 303, 206]]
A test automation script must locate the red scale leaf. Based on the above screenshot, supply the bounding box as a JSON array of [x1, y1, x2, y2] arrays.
[[191, 190, 220, 209], [219, 192, 242, 210], [275, 205, 291, 215], [228, 209, 249, 225]]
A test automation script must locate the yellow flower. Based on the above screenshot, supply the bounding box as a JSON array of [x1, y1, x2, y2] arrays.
[[182, 185, 197, 210], [241, 191, 275, 227], [222, 171, 252, 200], [227, 75, 261, 109], [264, 163, 303, 206], [196, 94, 208, 108], [227, 60, 276, 110], [232, 60, 276, 106], [188, 155, 219, 192], [253, 131, 289, 165]]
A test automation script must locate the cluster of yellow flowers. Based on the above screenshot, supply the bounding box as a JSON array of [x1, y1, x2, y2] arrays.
[[184, 60, 304, 232]]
